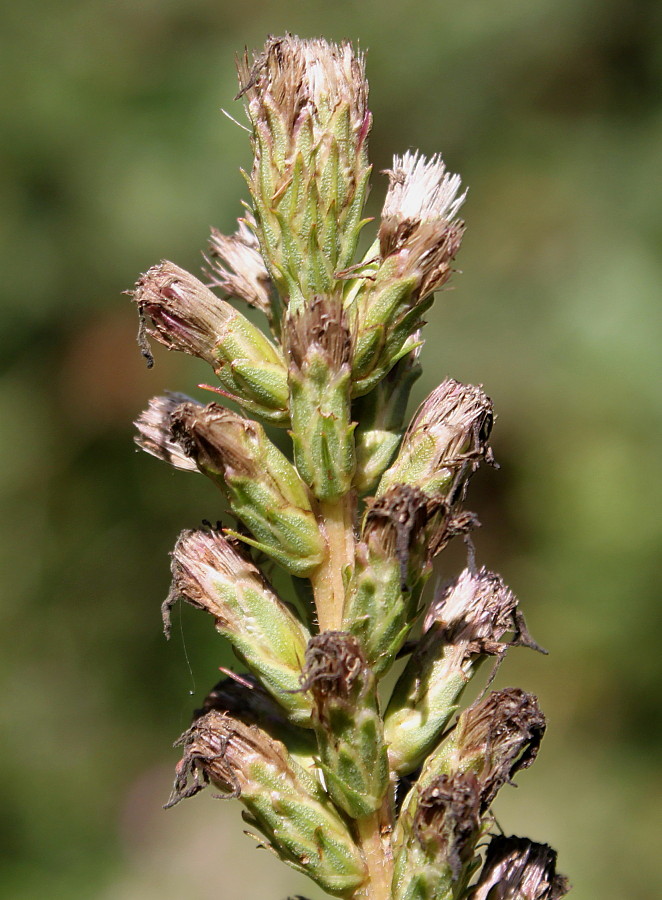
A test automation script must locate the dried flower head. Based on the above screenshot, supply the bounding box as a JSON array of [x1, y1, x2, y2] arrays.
[[379, 377, 494, 500], [167, 711, 366, 895], [169, 401, 258, 478], [424, 567, 519, 652], [284, 294, 353, 374], [302, 631, 389, 818], [362, 483, 445, 589], [284, 295, 356, 501], [196, 675, 317, 765], [169, 401, 306, 504], [237, 35, 371, 306], [384, 568, 521, 776], [133, 261, 289, 423], [469, 834, 570, 900], [452, 688, 547, 810], [238, 34, 369, 149], [413, 773, 482, 879], [207, 217, 273, 320], [169, 402, 324, 576], [164, 527, 312, 723], [134, 393, 201, 472], [303, 631, 367, 705], [134, 260, 240, 363]]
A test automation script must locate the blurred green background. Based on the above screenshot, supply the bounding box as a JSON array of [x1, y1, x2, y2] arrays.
[[1, 0, 660, 898]]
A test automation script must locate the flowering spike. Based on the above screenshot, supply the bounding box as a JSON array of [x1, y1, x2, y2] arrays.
[[131, 34, 567, 899]]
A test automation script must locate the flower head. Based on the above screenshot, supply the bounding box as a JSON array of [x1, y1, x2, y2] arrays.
[[378, 151, 466, 301], [380, 151, 466, 258], [470, 834, 570, 900], [167, 711, 367, 894], [424, 567, 519, 653], [237, 35, 371, 305], [237, 34, 369, 145], [379, 377, 494, 501], [134, 393, 201, 472], [207, 217, 272, 320], [413, 773, 481, 879], [133, 261, 235, 364], [132, 261, 289, 423], [453, 688, 546, 810]]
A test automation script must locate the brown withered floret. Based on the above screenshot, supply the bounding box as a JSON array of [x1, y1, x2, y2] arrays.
[[363, 484, 444, 588], [133, 261, 235, 367], [456, 688, 547, 810], [301, 631, 366, 702], [165, 710, 286, 808], [194, 676, 317, 759], [162, 526, 265, 637], [236, 34, 369, 137], [414, 773, 482, 880], [134, 393, 201, 472], [424, 567, 519, 654], [379, 378, 495, 511], [469, 834, 570, 900], [284, 295, 352, 373], [424, 565, 547, 656], [407, 379, 494, 472]]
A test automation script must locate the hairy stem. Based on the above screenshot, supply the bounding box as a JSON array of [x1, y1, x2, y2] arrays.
[[354, 807, 394, 900], [311, 495, 355, 631]]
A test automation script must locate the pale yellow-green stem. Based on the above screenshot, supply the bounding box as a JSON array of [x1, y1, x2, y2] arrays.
[[353, 805, 394, 900], [311, 495, 356, 632]]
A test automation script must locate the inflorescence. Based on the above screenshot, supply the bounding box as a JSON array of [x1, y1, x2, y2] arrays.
[[131, 34, 568, 900]]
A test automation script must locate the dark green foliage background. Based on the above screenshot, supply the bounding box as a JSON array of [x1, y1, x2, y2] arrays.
[[1, 1, 660, 898]]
